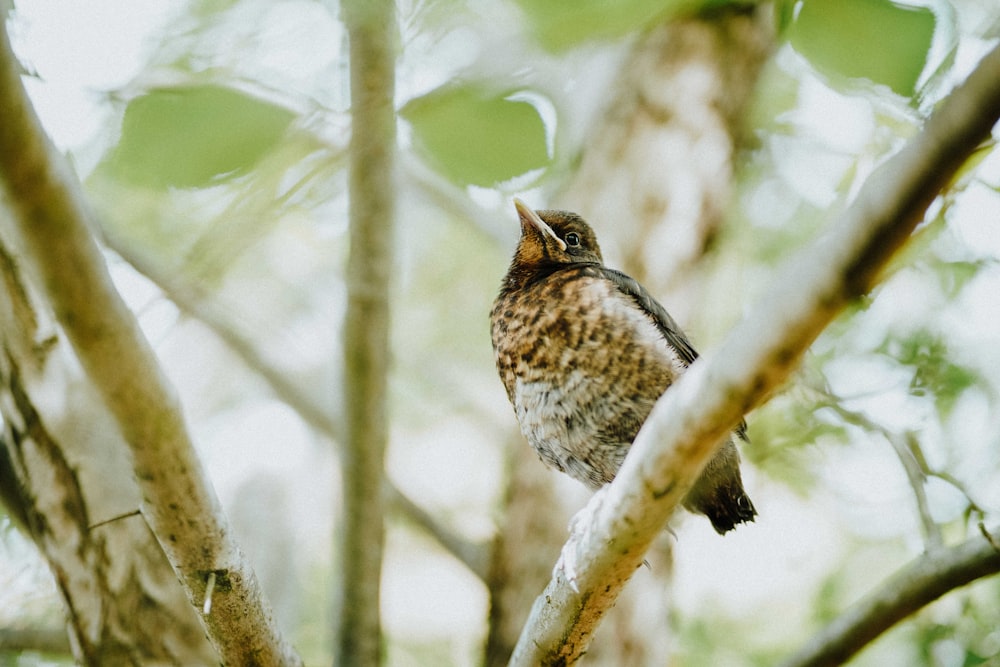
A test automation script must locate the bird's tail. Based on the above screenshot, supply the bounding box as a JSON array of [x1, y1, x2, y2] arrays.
[[682, 439, 757, 535]]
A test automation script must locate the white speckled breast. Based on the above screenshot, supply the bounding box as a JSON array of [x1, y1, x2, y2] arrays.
[[494, 272, 685, 490]]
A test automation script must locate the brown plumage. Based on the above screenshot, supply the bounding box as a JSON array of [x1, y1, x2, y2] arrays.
[[490, 199, 756, 534]]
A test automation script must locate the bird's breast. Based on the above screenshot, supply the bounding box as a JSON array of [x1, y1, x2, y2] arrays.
[[491, 269, 685, 487]]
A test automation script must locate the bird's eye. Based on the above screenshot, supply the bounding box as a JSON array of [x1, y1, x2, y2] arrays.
[[564, 232, 581, 247]]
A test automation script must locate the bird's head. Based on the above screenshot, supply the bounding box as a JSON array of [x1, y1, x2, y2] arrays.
[[504, 199, 603, 288]]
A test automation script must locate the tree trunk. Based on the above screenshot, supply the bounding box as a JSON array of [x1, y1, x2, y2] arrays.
[[538, 6, 775, 664], [335, 0, 397, 664], [558, 5, 776, 324]]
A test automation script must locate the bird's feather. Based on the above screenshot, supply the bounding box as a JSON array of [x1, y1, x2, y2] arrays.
[[597, 266, 749, 442]]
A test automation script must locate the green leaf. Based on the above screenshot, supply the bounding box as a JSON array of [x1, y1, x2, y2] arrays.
[[108, 85, 295, 189], [401, 85, 551, 187], [934, 259, 993, 299], [788, 0, 936, 97], [512, 0, 693, 51], [880, 329, 981, 417]]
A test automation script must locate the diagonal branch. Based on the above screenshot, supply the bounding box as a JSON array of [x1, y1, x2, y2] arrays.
[[778, 525, 1000, 667], [0, 22, 301, 667], [509, 41, 1000, 666]]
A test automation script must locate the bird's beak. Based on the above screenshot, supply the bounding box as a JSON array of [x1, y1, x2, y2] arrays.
[[514, 198, 566, 251]]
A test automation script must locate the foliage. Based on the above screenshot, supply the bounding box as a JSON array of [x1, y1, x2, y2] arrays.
[[108, 84, 295, 189], [787, 0, 937, 97], [401, 84, 550, 187]]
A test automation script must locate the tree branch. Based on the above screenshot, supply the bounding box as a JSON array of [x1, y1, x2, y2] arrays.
[[509, 40, 1000, 666], [0, 23, 301, 667], [335, 0, 397, 664], [778, 525, 1000, 667]]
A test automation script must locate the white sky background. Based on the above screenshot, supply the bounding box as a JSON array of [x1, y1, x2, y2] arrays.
[[10, 1, 173, 150], [4, 2, 1000, 664]]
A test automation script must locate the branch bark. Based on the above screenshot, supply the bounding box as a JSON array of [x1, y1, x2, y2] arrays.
[[509, 40, 1000, 666], [0, 23, 300, 667], [335, 0, 397, 664], [779, 525, 1000, 667]]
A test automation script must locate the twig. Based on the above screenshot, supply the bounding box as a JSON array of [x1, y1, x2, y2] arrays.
[[384, 482, 491, 580], [980, 522, 1000, 555], [823, 401, 941, 550]]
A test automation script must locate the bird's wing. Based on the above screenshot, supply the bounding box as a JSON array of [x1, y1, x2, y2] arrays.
[[597, 267, 699, 366], [597, 266, 749, 441]]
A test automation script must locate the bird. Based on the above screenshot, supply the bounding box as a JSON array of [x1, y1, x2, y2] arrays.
[[490, 199, 756, 535]]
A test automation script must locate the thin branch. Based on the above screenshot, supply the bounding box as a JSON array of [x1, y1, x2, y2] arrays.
[[101, 237, 346, 441], [888, 431, 941, 549], [905, 434, 986, 515], [980, 522, 1000, 554], [778, 525, 1000, 667], [509, 41, 1000, 666], [335, 0, 397, 664], [823, 401, 942, 550], [810, 377, 986, 531], [401, 152, 510, 245], [0, 23, 301, 666], [384, 482, 490, 580]]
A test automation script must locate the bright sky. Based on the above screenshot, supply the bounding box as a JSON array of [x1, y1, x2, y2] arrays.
[[10, 1, 172, 150]]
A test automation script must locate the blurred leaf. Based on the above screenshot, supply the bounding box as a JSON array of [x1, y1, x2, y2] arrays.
[[401, 85, 550, 187], [107, 85, 295, 189], [933, 259, 994, 299], [512, 0, 693, 51], [880, 329, 981, 417], [745, 393, 844, 493], [774, 0, 798, 34], [788, 0, 936, 97]]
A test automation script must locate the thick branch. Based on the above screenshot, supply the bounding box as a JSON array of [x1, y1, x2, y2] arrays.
[[779, 525, 1000, 667], [509, 41, 1000, 666], [0, 24, 300, 667], [335, 0, 397, 664]]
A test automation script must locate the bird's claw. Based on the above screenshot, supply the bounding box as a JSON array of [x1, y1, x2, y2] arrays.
[[554, 485, 609, 594]]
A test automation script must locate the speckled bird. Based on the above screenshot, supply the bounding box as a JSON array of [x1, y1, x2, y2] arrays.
[[490, 199, 756, 534]]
